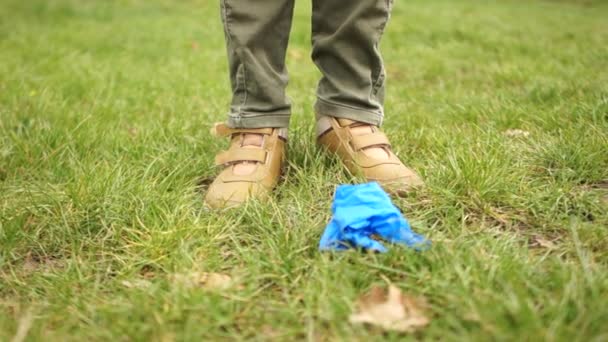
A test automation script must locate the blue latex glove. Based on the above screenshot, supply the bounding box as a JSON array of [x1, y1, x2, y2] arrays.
[[319, 182, 429, 252]]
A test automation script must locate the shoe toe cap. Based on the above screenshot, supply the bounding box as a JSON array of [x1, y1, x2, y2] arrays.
[[364, 163, 424, 193], [204, 181, 266, 209]]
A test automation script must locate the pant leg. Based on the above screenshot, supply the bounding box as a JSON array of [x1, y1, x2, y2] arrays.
[[220, 0, 295, 128], [311, 0, 393, 126]]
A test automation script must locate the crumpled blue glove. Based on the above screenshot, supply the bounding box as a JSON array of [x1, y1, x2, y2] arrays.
[[319, 182, 429, 252]]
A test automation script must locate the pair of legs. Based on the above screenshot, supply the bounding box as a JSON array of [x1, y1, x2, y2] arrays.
[[205, 0, 422, 208], [222, 0, 391, 128]]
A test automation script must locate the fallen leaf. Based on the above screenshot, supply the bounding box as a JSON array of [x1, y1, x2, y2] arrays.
[[349, 285, 429, 332], [503, 129, 530, 137], [171, 272, 234, 290]]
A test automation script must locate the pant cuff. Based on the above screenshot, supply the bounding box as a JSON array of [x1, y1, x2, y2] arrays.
[[227, 112, 291, 129], [314, 98, 384, 126]]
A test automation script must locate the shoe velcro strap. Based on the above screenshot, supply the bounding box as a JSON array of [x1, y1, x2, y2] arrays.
[[215, 148, 267, 166], [350, 132, 391, 151], [211, 123, 274, 137]]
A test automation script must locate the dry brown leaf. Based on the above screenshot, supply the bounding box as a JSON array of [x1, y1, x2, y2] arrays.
[[349, 285, 429, 332], [171, 272, 234, 290], [504, 129, 530, 137]]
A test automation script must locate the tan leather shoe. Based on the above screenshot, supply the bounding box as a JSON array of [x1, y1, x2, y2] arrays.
[[204, 123, 286, 209], [317, 116, 423, 194]]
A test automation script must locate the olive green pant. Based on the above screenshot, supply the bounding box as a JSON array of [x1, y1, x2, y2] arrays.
[[220, 0, 393, 128]]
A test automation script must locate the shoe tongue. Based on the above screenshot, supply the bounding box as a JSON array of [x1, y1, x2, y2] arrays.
[[232, 134, 263, 176], [241, 133, 264, 147]]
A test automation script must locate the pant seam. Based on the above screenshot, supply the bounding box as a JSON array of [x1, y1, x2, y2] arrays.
[[220, 0, 233, 45], [222, 0, 248, 122], [241, 66, 248, 116], [371, 0, 391, 101]]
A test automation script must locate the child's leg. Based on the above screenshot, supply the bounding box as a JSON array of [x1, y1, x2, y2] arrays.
[[205, 1, 293, 208], [311, 0, 392, 126], [312, 0, 424, 193], [221, 0, 295, 129]]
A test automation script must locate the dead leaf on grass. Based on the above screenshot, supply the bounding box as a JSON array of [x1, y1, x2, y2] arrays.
[[349, 285, 429, 332], [171, 272, 235, 290], [503, 129, 530, 138]]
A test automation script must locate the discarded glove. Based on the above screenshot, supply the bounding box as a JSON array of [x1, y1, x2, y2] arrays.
[[319, 182, 429, 252]]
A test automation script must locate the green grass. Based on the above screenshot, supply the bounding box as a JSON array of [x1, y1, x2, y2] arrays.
[[1, 0, 607, 340]]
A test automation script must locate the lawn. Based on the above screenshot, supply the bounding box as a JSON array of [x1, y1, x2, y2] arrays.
[[1, 0, 607, 340]]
